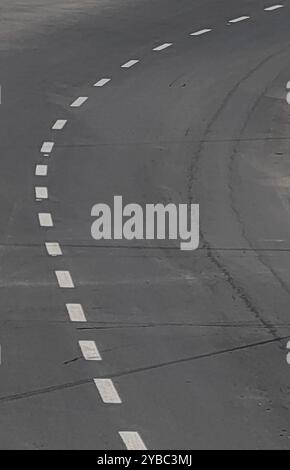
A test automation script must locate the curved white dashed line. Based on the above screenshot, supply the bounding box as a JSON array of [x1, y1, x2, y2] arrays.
[[35, 5, 286, 450]]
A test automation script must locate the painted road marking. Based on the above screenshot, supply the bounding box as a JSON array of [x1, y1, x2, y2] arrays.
[[66, 304, 87, 322], [153, 43, 172, 51], [94, 379, 122, 404], [41, 142, 54, 154], [121, 60, 139, 69], [228, 16, 250, 23], [38, 213, 53, 227], [190, 28, 212, 36], [94, 78, 111, 87], [79, 341, 102, 360], [70, 97, 88, 107], [45, 242, 62, 257], [119, 432, 147, 450], [35, 186, 48, 200], [52, 120, 67, 130], [286, 81, 290, 104], [264, 4, 284, 10], [287, 341, 290, 364], [35, 164, 48, 176], [55, 271, 75, 288]]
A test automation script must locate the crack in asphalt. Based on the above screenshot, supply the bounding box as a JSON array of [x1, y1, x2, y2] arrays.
[[1, 242, 290, 252], [187, 43, 290, 348], [0, 335, 287, 405], [2, 320, 290, 329], [227, 71, 290, 304]]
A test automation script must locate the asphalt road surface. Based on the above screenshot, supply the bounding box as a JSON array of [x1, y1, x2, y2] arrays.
[[0, 0, 290, 450]]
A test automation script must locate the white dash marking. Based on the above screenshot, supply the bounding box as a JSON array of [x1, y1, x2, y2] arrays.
[[153, 43, 172, 51], [70, 97, 88, 107], [35, 164, 48, 176], [66, 304, 87, 322], [287, 341, 290, 364], [121, 60, 139, 69], [79, 341, 102, 361], [45, 242, 62, 257], [38, 213, 53, 227], [264, 4, 284, 11], [41, 142, 54, 154], [190, 28, 212, 36], [228, 16, 250, 23], [55, 271, 75, 288], [94, 379, 122, 404], [94, 78, 111, 87], [52, 120, 67, 130], [119, 432, 147, 450], [35, 186, 48, 200]]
